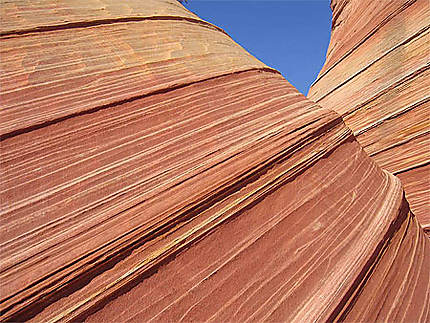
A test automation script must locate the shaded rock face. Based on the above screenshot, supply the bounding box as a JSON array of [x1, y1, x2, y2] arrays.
[[308, 0, 429, 232], [0, 1, 429, 322]]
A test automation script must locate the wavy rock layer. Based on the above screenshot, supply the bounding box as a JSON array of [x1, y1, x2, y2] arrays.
[[1, 1, 429, 322], [308, 0, 430, 231]]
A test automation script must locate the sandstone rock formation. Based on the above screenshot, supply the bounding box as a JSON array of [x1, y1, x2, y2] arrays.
[[308, 0, 430, 232], [1, 0, 429, 322]]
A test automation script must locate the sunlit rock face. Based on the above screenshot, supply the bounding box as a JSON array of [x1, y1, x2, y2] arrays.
[[1, 1, 429, 322], [308, 0, 429, 232]]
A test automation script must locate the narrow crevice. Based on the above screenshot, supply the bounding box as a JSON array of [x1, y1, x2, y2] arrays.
[[341, 64, 429, 120], [0, 15, 228, 38], [393, 160, 430, 175], [314, 26, 429, 103], [353, 96, 429, 137], [368, 131, 429, 157]]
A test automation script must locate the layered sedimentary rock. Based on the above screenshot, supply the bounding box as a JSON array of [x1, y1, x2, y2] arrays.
[[308, 0, 430, 232], [1, 1, 429, 322]]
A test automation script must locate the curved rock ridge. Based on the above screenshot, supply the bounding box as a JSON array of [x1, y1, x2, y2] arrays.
[[308, 0, 430, 231], [0, 0, 202, 36], [0, 1, 429, 322], [1, 12, 267, 139]]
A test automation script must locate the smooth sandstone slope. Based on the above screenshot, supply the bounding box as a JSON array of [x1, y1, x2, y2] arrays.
[[1, 1, 429, 322], [308, 0, 430, 232]]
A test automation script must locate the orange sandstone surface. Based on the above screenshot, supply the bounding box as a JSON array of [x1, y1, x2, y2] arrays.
[[1, 1, 429, 322], [308, 0, 430, 231]]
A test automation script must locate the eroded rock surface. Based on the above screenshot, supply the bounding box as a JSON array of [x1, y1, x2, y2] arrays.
[[308, 0, 430, 231], [1, 1, 429, 322]]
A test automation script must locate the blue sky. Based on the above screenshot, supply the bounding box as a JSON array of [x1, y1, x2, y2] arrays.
[[184, 0, 332, 95]]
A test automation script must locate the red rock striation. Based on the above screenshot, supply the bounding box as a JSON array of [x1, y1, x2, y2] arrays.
[[1, 1, 429, 322], [308, 0, 430, 232]]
